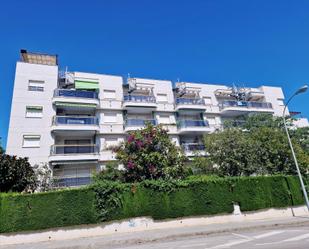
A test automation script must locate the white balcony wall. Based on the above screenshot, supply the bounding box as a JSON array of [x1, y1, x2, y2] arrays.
[[260, 86, 288, 116]]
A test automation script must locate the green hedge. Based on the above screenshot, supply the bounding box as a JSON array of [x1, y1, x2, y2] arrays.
[[0, 187, 97, 233], [0, 176, 305, 233]]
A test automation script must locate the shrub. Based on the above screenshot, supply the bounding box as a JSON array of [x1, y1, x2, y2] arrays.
[[116, 123, 186, 182], [0, 187, 97, 233], [0, 154, 36, 192], [0, 176, 305, 233]]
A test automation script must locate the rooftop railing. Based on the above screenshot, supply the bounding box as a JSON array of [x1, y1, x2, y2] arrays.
[[177, 120, 209, 128], [123, 95, 156, 103], [50, 144, 99, 155], [176, 98, 205, 105], [52, 116, 99, 126], [54, 89, 98, 99], [220, 100, 272, 109], [125, 119, 157, 126]]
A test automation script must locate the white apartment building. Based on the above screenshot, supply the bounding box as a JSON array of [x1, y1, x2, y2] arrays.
[[6, 50, 292, 187]]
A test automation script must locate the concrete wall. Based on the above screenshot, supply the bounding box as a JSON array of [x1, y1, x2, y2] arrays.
[[6, 62, 58, 165]]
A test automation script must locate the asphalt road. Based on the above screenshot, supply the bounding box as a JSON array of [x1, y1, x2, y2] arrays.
[[112, 226, 309, 249]]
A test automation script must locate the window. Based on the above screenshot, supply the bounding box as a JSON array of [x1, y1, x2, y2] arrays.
[[28, 80, 44, 92], [277, 98, 284, 106], [158, 115, 170, 124], [203, 97, 212, 105], [25, 106, 43, 118], [23, 135, 40, 148], [104, 113, 117, 123], [103, 90, 116, 99], [157, 93, 168, 102]]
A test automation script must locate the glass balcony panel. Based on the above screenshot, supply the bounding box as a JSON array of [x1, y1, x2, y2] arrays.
[[54, 89, 98, 99], [51, 145, 99, 155], [54, 177, 91, 187], [54, 116, 99, 125], [178, 120, 209, 128], [220, 100, 272, 109], [123, 95, 156, 103], [182, 143, 205, 151], [176, 98, 205, 105]]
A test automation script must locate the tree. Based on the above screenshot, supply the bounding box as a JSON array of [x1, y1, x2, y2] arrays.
[[204, 114, 309, 176], [0, 154, 36, 192], [290, 127, 309, 154], [116, 123, 186, 182], [204, 129, 262, 176]]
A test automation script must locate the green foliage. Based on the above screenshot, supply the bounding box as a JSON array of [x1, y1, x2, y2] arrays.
[[204, 114, 309, 176], [0, 154, 37, 192], [0, 175, 305, 233], [116, 123, 186, 182], [190, 156, 219, 175], [93, 161, 124, 182], [290, 127, 309, 154], [0, 187, 97, 233]]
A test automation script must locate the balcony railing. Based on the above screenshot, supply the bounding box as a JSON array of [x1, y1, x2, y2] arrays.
[[176, 98, 205, 105], [125, 119, 157, 126], [53, 116, 99, 125], [182, 143, 205, 151], [50, 144, 99, 155], [54, 89, 98, 99], [123, 95, 156, 103], [177, 120, 209, 128], [220, 100, 272, 109], [53, 177, 91, 187]]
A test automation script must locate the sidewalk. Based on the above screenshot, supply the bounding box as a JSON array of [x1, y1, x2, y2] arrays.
[[1, 206, 309, 249]]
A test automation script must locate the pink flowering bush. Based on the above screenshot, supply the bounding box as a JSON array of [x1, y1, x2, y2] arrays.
[[116, 123, 186, 182]]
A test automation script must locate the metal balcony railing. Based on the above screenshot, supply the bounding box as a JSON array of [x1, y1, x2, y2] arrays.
[[50, 144, 99, 155], [182, 143, 205, 151], [176, 98, 205, 105], [54, 89, 98, 99], [177, 120, 209, 128], [53, 177, 91, 187], [125, 119, 157, 126], [53, 116, 99, 125], [123, 95, 156, 103], [220, 100, 273, 109]]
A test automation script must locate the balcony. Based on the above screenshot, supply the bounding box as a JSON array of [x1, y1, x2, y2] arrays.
[[53, 177, 91, 187], [51, 116, 99, 133], [53, 89, 99, 106], [124, 119, 156, 132], [49, 144, 99, 162], [175, 98, 206, 111], [219, 100, 273, 116], [123, 95, 157, 110], [182, 143, 206, 156], [177, 120, 211, 134]]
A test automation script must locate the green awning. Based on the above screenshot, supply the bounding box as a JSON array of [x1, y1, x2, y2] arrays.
[[55, 102, 96, 108], [27, 106, 43, 110], [75, 80, 99, 90]]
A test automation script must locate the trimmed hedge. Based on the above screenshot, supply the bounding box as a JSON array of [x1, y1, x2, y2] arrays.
[[0, 175, 305, 233], [0, 187, 97, 233]]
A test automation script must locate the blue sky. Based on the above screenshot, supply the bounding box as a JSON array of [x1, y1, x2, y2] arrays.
[[1, 0, 309, 148]]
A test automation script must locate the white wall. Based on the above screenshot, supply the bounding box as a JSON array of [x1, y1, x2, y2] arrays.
[[6, 62, 58, 165]]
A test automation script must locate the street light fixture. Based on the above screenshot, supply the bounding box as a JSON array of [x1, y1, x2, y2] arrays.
[[283, 84, 309, 211]]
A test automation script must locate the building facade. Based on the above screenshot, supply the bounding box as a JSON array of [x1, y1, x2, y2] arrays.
[[6, 50, 291, 187]]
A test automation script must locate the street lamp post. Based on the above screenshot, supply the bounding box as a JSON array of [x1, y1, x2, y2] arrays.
[[282, 85, 309, 211]]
